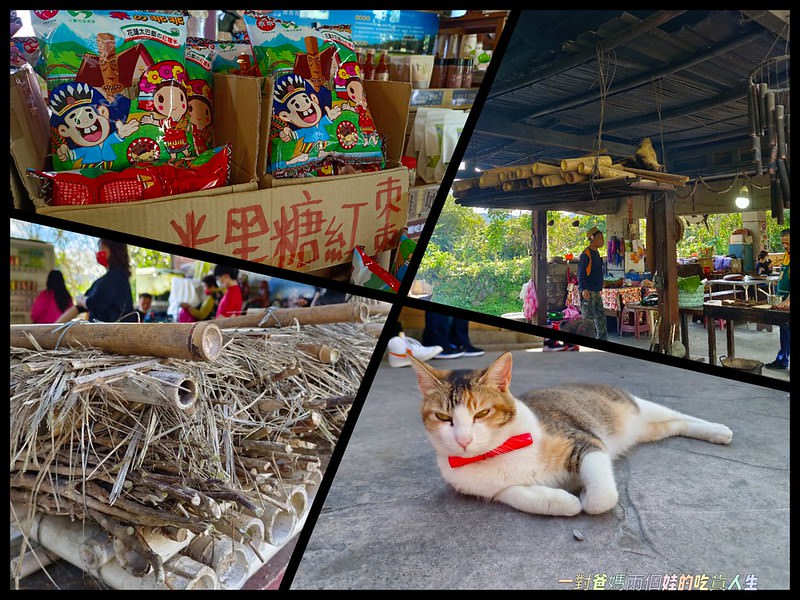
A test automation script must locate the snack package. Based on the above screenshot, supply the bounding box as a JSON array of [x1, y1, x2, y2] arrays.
[[211, 40, 258, 75], [30, 10, 197, 172], [29, 144, 231, 206], [185, 37, 216, 154], [350, 246, 401, 293], [242, 12, 385, 178], [391, 231, 417, 283], [10, 37, 43, 73]]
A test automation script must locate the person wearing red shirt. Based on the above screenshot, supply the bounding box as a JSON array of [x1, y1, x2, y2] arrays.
[[31, 269, 74, 323], [214, 264, 243, 318]]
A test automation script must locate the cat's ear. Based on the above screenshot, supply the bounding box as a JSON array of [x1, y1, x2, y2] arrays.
[[409, 355, 445, 397], [479, 352, 513, 392]]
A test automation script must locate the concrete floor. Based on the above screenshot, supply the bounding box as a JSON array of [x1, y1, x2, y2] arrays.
[[289, 346, 790, 590]]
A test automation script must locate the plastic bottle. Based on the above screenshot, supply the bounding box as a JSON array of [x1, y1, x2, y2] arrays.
[[375, 51, 390, 81]]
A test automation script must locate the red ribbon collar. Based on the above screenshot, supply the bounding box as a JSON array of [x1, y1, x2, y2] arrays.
[[448, 432, 533, 468]]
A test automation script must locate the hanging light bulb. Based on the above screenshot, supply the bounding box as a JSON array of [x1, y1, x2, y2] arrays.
[[735, 185, 750, 209]]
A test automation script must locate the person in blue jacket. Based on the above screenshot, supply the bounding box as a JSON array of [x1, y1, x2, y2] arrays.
[[578, 226, 608, 340]]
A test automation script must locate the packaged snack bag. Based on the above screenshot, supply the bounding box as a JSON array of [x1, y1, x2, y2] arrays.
[[31, 9, 196, 172], [391, 231, 417, 283], [10, 37, 43, 73], [350, 246, 401, 293], [185, 37, 215, 154], [242, 12, 385, 178], [29, 144, 231, 206]]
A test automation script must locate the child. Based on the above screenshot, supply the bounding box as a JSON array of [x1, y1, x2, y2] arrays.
[[755, 250, 772, 276]]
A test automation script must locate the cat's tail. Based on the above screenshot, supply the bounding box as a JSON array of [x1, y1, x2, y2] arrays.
[[631, 396, 733, 445]]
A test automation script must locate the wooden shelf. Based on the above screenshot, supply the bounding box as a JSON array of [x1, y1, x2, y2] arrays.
[[438, 10, 508, 41]]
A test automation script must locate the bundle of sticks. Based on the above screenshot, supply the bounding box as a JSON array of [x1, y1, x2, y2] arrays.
[[10, 315, 378, 589]]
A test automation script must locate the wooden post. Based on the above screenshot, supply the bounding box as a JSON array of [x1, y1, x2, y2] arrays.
[[649, 190, 679, 353], [532, 209, 548, 326]]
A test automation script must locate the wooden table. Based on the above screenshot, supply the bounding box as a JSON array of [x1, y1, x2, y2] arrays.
[[702, 302, 790, 367]]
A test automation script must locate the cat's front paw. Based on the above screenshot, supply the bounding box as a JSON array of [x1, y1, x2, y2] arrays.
[[548, 489, 582, 517], [580, 486, 619, 515], [707, 423, 733, 445]]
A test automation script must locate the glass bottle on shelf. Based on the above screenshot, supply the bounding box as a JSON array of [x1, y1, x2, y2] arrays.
[[375, 50, 390, 81], [363, 49, 375, 80]]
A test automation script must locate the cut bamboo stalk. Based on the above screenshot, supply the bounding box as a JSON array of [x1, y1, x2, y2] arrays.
[[260, 504, 297, 547], [598, 165, 638, 179], [451, 178, 477, 192], [563, 171, 589, 184], [514, 165, 534, 179], [10, 541, 57, 580], [561, 155, 612, 172], [296, 342, 339, 364], [185, 535, 250, 590], [215, 302, 369, 330], [531, 162, 562, 175], [542, 174, 567, 187], [10, 321, 223, 362], [101, 370, 198, 412]]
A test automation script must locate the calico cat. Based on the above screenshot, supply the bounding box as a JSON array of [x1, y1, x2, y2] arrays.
[[409, 352, 733, 517]]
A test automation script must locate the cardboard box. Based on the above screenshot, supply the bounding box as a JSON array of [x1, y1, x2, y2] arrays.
[[13, 72, 413, 274], [729, 234, 753, 245]]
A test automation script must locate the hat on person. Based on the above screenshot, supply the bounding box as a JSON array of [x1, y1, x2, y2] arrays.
[[586, 226, 602, 240]]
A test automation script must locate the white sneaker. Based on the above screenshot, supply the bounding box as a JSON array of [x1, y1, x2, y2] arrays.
[[387, 334, 443, 367]]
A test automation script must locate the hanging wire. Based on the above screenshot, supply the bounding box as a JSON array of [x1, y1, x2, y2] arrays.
[[652, 78, 667, 171], [590, 44, 617, 200]]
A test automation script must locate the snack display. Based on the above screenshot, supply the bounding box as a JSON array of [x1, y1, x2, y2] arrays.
[[29, 144, 231, 206], [242, 12, 385, 178], [31, 9, 198, 172]]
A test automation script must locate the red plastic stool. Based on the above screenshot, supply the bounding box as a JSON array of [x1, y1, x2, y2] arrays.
[[619, 305, 651, 338]]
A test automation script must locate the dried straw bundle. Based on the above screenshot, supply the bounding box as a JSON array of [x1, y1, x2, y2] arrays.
[[10, 320, 377, 587]]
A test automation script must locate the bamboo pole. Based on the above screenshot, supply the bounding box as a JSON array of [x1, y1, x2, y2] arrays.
[[10, 321, 223, 362], [561, 155, 612, 172], [531, 162, 562, 175], [215, 302, 369, 330], [609, 164, 689, 184]]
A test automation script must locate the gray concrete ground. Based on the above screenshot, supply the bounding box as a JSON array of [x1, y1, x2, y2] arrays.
[[609, 316, 789, 384], [289, 346, 790, 590]]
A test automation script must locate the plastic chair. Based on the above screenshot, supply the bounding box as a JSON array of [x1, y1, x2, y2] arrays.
[[619, 304, 651, 338]]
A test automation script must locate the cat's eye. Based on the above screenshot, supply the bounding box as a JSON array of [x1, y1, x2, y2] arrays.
[[434, 412, 452, 422], [474, 409, 490, 419]]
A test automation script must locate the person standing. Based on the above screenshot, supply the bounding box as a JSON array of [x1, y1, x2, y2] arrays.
[[766, 228, 790, 370], [422, 312, 484, 359], [214, 265, 243, 318], [578, 226, 608, 341], [60, 239, 136, 323], [31, 269, 74, 323]]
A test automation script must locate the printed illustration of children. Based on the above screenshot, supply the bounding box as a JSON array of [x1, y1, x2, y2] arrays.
[[187, 79, 214, 155], [49, 81, 141, 170], [273, 73, 342, 166], [138, 60, 195, 161], [336, 61, 380, 147]]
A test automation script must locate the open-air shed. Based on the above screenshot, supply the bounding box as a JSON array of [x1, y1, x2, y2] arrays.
[[454, 10, 790, 355]]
